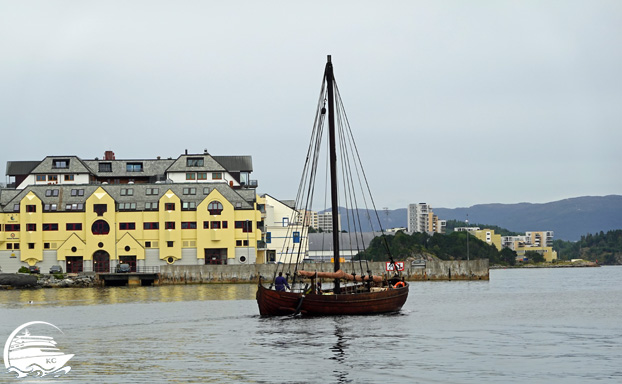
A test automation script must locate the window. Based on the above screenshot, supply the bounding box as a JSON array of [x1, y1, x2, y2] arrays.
[[26, 205, 36, 213], [293, 231, 300, 243], [120, 188, 134, 196], [119, 222, 136, 230], [28, 243, 35, 249], [13, 204, 19, 212], [5, 224, 20, 232], [48, 175, 58, 181], [222, 221, 228, 229], [181, 222, 197, 229], [126, 162, 143, 172], [167, 241, 174, 247], [266, 232, 271, 243], [211, 221, 221, 229], [118, 203, 136, 210], [71, 189, 84, 196], [235, 221, 252, 233], [186, 173, 196, 180], [203, 187, 210, 195], [212, 172, 222, 180], [6, 243, 11, 250], [14, 243, 20, 250], [198, 172, 207, 180], [91, 220, 110, 235], [208, 201, 223, 215], [187, 157, 204, 167], [45, 189, 59, 197], [27, 224, 36, 231], [183, 188, 196, 195], [99, 162, 112, 172], [64, 174, 75, 181], [43, 223, 59, 231], [182, 201, 196, 210], [66, 223, 82, 231], [236, 240, 242, 246], [52, 159, 69, 169], [282, 217, 289, 226], [44, 204, 58, 211], [36, 175, 46, 181], [145, 202, 158, 210], [65, 203, 85, 211], [165, 222, 175, 230], [145, 241, 151, 248], [144, 222, 159, 230], [94, 204, 107, 216], [165, 203, 175, 211], [146, 188, 159, 195], [44, 243, 50, 249]]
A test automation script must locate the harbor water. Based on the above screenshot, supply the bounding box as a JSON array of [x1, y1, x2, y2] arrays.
[[1, 266, 621, 383]]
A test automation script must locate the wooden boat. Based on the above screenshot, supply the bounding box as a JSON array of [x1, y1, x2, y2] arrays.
[[256, 55, 409, 316]]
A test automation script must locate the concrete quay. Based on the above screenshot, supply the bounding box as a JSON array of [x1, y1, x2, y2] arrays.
[[158, 259, 489, 284]]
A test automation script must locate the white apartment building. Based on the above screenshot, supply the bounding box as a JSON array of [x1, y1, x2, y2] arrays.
[[261, 194, 308, 263], [317, 212, 341, 232], [407, 203, 446, 234]]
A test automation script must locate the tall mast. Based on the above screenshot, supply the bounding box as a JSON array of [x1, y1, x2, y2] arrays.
[[325, 55, 341, 294]]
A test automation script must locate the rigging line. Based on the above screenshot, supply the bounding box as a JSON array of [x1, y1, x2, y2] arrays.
[[336, 83, 395, 263], [336, 106, 361, 275], [294, 88, 328, 275], [284, 82, 327, 284], [334, 84, 370, 272], [334, 83, 377, 270]]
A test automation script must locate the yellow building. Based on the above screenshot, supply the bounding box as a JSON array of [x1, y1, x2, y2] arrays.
[[473, 229, 502, 251], [1, 152, 266, 273]]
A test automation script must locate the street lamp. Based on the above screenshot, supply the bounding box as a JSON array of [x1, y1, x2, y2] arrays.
[[466, 214, 470, 262]]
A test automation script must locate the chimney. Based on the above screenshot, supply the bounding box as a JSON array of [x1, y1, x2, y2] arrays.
[[104, 151, 115, 160], [185, 149, 188, 155]]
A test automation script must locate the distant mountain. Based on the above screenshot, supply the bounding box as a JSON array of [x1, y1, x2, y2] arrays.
[[336, 195, 622, 242], [434, 195, 622, 241]]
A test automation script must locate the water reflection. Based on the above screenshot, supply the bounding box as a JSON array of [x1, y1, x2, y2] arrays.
[[0, 284, 258, 309], [330, 321, 350, 383]]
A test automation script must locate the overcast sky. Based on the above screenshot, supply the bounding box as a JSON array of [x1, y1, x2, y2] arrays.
[[1, 1, 620, 209]]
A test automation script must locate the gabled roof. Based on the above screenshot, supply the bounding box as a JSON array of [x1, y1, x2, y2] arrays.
[[165, 154, 226, 173], [30, 156, 92, 174]]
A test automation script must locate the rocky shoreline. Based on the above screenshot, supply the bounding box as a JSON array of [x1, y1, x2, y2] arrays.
[[0, 273, 96, 289]]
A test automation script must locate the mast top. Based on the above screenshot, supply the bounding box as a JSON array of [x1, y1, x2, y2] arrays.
[[327, 54, 331, 63]]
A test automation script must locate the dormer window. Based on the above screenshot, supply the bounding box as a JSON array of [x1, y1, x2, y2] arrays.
[[99, 162, 112, 172], [187, 157, 204, 167], [52, 159, 69, 169], [126, 162, 143, 172]]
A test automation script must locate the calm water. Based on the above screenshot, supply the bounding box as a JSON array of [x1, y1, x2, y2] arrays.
[[1, 267, 622, 383]]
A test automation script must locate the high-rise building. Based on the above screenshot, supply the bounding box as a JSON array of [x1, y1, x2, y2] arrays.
[[407, 203, 446, 234]]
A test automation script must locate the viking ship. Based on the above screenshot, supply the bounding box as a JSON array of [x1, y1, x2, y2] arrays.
[[256, 56, 409, 316]]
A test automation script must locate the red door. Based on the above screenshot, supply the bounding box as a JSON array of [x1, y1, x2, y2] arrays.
[[93, 251, 110, 272], [66, 256, 83, 273]]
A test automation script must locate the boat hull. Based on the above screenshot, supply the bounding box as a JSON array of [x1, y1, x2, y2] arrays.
[[256, 282, 409, 316]]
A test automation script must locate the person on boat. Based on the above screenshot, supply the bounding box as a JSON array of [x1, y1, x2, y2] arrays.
[[275, 272, 290, 291]]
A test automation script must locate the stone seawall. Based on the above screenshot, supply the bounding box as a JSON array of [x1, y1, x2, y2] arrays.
[[159, 259, 489, 284]]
